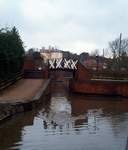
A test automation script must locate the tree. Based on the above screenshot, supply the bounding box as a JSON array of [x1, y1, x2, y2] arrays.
[[109, 33, 128, 71], [79, 52, 89, 63], [0, 27, 25, 79]]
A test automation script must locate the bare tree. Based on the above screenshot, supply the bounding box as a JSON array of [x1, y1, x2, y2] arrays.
[[109, 33, 128, 70]]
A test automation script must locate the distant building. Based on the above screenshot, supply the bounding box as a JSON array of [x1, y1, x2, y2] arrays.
[[23, 52, 44, 70], [84, 56, 107, 71], [40, 47, 63, 62]]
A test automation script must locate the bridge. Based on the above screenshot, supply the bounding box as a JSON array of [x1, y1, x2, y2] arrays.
[[48, 58, 81, 82], [23, 56, 128, 97], [48, 58, 78, 70]]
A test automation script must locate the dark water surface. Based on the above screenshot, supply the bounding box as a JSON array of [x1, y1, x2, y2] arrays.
[[0, 79, 128, 150]]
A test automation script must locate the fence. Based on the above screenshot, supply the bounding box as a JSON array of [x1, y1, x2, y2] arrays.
[[91, 70, 128, 80]]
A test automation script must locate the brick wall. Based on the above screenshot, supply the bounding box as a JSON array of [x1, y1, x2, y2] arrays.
[[70, 80, 128, 97]]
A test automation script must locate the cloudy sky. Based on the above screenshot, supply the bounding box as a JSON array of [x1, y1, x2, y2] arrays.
[[0, 0, 128, 54]]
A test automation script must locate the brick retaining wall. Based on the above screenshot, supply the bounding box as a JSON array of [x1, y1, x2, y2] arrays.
[[70, 80, 128, 97]]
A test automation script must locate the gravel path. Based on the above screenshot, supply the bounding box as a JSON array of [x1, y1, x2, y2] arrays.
[[0, 79, 45, 102]]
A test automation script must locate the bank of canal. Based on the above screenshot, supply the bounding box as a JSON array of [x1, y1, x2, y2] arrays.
[[0, 77, 128, 150], [0, 79, 50, 122]]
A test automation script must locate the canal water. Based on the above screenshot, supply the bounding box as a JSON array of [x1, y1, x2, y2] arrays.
[[0, 73, 128, 150]]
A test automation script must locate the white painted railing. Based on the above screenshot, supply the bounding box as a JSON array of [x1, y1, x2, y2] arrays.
[[49, 58, 78, 70]]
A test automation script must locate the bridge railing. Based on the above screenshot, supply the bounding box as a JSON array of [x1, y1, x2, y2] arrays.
[[48, 58, 78, 70], [91, 70, 128, 80]]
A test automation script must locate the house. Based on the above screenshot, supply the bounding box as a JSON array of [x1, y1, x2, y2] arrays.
[[84, 56, 107, 71]]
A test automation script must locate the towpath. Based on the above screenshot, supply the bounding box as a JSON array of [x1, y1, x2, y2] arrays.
[[0, 79, 46, 103]]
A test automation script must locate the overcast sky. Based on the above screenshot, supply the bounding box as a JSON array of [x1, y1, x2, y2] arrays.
[[0, 0, 128, 54]]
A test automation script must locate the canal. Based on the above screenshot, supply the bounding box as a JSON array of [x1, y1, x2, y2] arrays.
[[0, 71, 128, 150]]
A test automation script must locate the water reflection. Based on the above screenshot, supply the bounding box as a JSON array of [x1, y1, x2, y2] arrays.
[[0, 93, 128, 149], [38, 96, 72, 129], [0, 111, 35, 150], [36, 94, 128, 138], [0, 96, 128, 150]]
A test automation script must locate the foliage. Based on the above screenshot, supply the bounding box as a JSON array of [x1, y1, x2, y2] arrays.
[[0, 27, 25, 79]]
